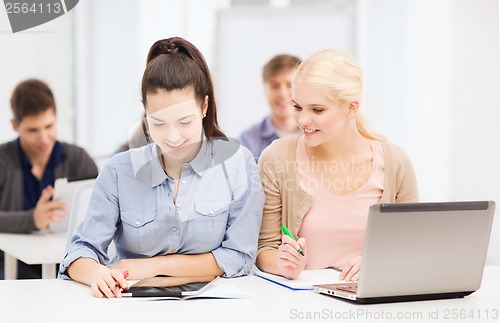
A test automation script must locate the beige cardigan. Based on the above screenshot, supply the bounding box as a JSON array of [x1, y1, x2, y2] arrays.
[[257, 134, 419, 255]]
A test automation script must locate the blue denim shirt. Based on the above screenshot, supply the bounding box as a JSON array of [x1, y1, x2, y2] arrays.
[[59, 138, 264, 278]]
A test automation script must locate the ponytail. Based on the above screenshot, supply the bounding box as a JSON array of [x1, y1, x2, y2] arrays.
[[141, 37, 226, 141], [355, 115, 385, 141]]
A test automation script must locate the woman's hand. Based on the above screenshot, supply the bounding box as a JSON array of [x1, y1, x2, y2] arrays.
[[339, 255, 362, 281], [276, 235, 307, 279], [89, 265, 129, 298], [110, 258, 158, 279]]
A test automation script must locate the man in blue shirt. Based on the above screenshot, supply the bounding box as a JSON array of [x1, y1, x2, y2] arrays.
[[239, 54, 301, 161], [0, 79, 98, 279]]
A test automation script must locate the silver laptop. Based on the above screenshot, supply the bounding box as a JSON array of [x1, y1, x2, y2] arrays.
[[314, 201, 495, 304]]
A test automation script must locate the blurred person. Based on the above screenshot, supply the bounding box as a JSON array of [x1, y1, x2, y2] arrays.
[[239, 54, 301, 161], [0, 79, 98, 279]]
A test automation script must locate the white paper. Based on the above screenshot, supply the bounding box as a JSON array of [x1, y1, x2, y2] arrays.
[[253, 268, 342, 290]]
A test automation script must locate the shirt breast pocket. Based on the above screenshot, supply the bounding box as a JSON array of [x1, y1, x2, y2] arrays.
[[191, 199, 231, 243], [120, 209, 157, 253]]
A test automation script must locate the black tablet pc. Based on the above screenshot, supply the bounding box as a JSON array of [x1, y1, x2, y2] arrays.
[[123, 275, 218, 298]]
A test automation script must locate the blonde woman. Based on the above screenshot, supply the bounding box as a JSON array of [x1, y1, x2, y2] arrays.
[[256, 49, 419, 281]]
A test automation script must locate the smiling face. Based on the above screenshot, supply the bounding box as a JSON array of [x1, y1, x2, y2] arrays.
[[292, 82, 356, 147], [145, 88, 207, 163], [12, 108, 57, 161], [265, 68, 295, 121]]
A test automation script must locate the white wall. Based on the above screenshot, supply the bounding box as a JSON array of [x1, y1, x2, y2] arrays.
[[0, 7, 74, 143], [215, 5, 355, 138], [74, 0, 144, 158], [450, 0, 500, 265], [356, 0, 455, 202], [357, 0, 499, 264], [74, 0, 230, 158]]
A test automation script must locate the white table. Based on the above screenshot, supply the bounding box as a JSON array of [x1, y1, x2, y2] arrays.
[[0, 266, 498, 323], [0, 231, 66, 279]]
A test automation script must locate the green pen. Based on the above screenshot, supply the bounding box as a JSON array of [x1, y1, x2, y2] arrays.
[[281, 224, 305, 256]]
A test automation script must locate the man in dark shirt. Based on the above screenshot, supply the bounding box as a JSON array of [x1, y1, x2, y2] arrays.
[[0, 79, 98, 279]]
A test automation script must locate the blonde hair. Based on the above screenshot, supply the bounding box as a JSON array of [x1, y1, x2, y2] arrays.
[[294, 49, 384, 141]]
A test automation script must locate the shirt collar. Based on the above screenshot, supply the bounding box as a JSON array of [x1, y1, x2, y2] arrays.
[[148, 145, 169, 187], [189, 135, 212, 176], [261, 116, 278, 139], [16, 138, 64, 168], [17, 138, 31, 169], [48, 141, 64, 168], [141, 133, 212, 187]]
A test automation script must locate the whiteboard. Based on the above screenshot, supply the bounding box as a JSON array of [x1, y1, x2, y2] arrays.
[[213, 6, 355, 138]]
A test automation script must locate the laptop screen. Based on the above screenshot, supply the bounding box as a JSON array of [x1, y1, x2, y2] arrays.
[[356, 201, 495, 298]]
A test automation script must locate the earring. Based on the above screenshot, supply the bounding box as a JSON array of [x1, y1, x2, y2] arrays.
[[203, 113, 206, 118]]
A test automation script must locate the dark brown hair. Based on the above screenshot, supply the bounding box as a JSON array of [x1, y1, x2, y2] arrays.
[[262, 54, 301, 82], [141, 37, 226, 141], [10, 79, 56, 123]]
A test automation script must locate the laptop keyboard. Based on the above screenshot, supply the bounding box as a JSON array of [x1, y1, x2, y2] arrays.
[[336, 283, 358, 293]]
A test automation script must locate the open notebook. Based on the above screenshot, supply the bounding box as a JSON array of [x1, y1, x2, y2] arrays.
[[119, 276, 247, 301], [253, 268, 342, 290]]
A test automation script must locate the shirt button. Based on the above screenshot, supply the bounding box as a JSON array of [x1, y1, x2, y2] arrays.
[[177, 204, 182, 208], [181, 179, 186, 184], [171, 249, 177, 253], [135, 220, 141, 225], [172, 226, 177, 232], [210, 210, 215, 215]]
